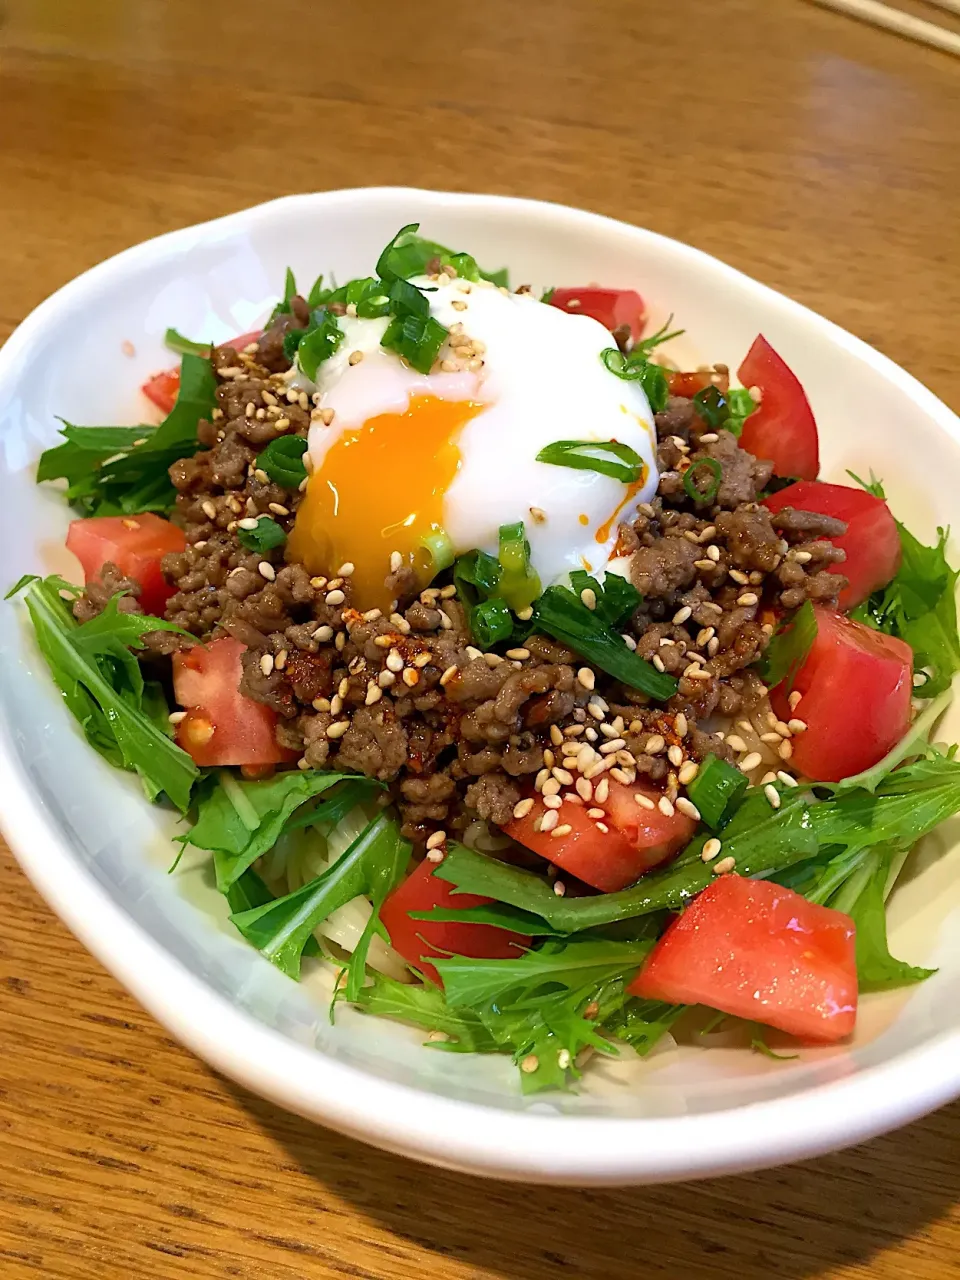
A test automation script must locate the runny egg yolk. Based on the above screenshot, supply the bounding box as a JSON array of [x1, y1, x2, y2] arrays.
[[287, 395, 484, 610]]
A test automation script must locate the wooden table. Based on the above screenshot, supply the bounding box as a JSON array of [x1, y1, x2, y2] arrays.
[[1, 1, 959, 1275]]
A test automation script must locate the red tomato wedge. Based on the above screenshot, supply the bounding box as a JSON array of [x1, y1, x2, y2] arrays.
[[628, 876, 857, 1043], [66, 513, 186, 616], [172, 636, 293, 768], [763, 479, 901, 611], [666, 368, 730, 398], [547, 288, 646, 341], [770, 606, 913, 782], [141, 330, 263, 415], [379, 858, 530, 986], [503, 779, 696, 893], [737, 335, 819, 479]]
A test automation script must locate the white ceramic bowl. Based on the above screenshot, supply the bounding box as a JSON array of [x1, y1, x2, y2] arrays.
[[2, 188, 960, 1186]]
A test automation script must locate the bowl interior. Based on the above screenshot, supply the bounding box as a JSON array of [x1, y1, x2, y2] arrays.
[[2, 189, 959, 1158]]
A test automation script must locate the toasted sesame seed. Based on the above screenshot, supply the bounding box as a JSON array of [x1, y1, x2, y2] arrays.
[[402, 668, 419, 688], [694, 559, 714, 571], [576, 667, 596, 692], [506, 647, 530, 661], [701, 838, 722, 862], [258, 654, 275, 681], [672, 605, 692, 625], [274, 649, 288, 671], [552, 767, 574, 786], [684, 667, 712, 682], [534, 768, 549, 791], [516, 605, 534, 621], [438, 664, 459, 688], [668, 744, 684, 767], [543, 794, 563, 810], [168, 710, 187, 725], [513, 798, 535, 820], [547, 723, 564, 748], [253, 562, 274, 583], [779, 739, 793, 760], [674, 712, 689, 738], [760, 771, 778, 785], [788, 690, 803, 712], [645, 734, 666, 754], [788, 718, 808, 734], [539, 809, 559, 833], [337, 561, 355, 577], [764, 783, 782, 809], [580, 587, 597, 611], [551, 824, 572, 839], [520, 1054, 539, 1074], [426, 830, 446, 851], [347, 350, 364, 366], [739, 751, 763, 774], [713, 856, 737, 875], [594, 777, 610, 804], [652, 655, 666, 673], [388, 551, 403, 574], [737, 592, 759, 607], [541, 777, 561, 798], [543, 748, 556, 769], [729, 569, 750, 585], [377, 670, 396, 689], [326, 721, 350, 740], [365, 683, 383, 706], [676, 797, 701, 821], [237, 516, 260, 531], [760, 732, 783, 745], [425, 848, 445, 863], [588, 700, 607, 720], [552, 880, 567, 899], [658, 795, 675, 817], [678, 760, 699, 785], [635, 793, 656, 810], [777, 770, 799, 787], [201, 500, 217, 520]]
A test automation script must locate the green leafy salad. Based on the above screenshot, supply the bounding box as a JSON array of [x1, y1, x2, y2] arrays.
[[10, 225, 960, 1093]]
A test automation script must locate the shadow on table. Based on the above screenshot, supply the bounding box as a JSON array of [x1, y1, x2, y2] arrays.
[[228, 1079, 960, 1280]]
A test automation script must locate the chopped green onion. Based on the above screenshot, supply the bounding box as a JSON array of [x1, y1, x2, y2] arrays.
[[297, 311, 344, 380], [540, 286, 556, 303], [454, 549, 502, 605], [164, 328, 210, 357], [692, 385, 756, 439], [471, 598, 513, 647], [381, 312, 447, 375], [237, 516, 286, 554], [258, 435, 309, 488], [536, 439, 646, 485], [682, 458, 723, 505], [497, 521, 541, 612], [600, 350, 669, 413], [686, 754, 748, 829], [419, 528, 455, 573], [757, 600, 818, 691], [536, 586, 677, 700]]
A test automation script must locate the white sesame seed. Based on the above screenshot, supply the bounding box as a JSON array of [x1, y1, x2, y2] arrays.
[[674, 712, 688, 738], [588, 700, 607, 720], [168, 710, 187, 725], [201, 500, 217, 520], [378, 670, 396, 689], [553, 880, 567, 898], [388, 551, 403, 574], [760, 771, 779, 785], [268, 502, 290, 516], [764, 783, 782, 809], [594, 777, 610, 804], [775, 720, 793, 737], [788, 718, 808, 734], [577, 667, 596, 692], [684, 668, 713, 682], [736, 592, 759, 607], [258, 561, 276, 582], [678, 760, 699, 785], [541, 777, 561, 797], [658, 795, 675, 817], [543, 794, 563, 810], [516, 606, 534, 621], [425, 848, 445, 863], [326, 721, 350, 740], [701, 838, 722, 862], [580, 587, 597, 611], [551, 824, 572, 839], [574, 777, 592, 803], [337, 561, 355, 577], [426, 830, 446, 850], [779, 739, 794, 761], [645, 734, 666, 754], [539, 809, 559, 833], [543, 748, 556, 768], [274, 649, 288, 671], [513, 798, 535, 820], [778, 770, 799, 787], [506, 647, 530, 660], [520, 1055, 539, 1074], [365, 683, 382, 706], [552, 767, 574, 786], [761, 732, 784, 745], [548, 724, 564, 748], [668, 744, 684, 767], [729, 569, 750, 585], [237, 517, 259, 530], [529, 506, 547, 525], [258, 652, 274, 677], [577, 744, 598, 772], [788, 690, 803, 712], [713, 856, 737, 875], [672, 605, 692, 625], [739, 751, 763, 774], [676, 797, 701, 821], [652, 655, 666, 672], [793, 550, 813, 564], [325, 589, 345, 606], [348, 350, 364, 366], [706, 544, 721, 563]]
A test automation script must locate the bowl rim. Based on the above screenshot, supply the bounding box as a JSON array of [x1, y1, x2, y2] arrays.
[[2, 185, 960, 1185]]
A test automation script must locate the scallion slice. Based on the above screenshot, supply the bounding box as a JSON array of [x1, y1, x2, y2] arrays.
[[497, 521, 541, 612], [536, 439, 646, 484], [419, 528, 455, 573], [471, 598, 513, 648], [686, 754, 748, 829], [237, 516, 287, 554], [601, 349, 669, 413], [682, 457, 723, 505], [164, 328, 210, 357], [258, 435, 309, 488], [381, 312, 447, 375]]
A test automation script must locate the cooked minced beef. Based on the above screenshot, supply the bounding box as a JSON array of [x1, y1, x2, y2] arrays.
[[74, 306, 849, 847]]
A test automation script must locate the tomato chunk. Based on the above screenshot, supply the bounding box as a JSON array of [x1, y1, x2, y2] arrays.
[[763, 480, 901, 611], [548, 288, 646, 341], [666, 368, 730, 398], [770, 606, 912, 782], [67, 513, 186, 616], [379, 859, 530, 986], [141, 330, 262, 416], [629, 876, 857, 1042], [172, 636, 293, 768], [737, 335, 819, 480], [503, 779, 696, 893]]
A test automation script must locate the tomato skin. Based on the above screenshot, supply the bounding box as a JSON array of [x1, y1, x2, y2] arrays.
[[66, 513, 186, 616], [547, 288, 646, 340], [503, 779, 696, 892], [763, 480, 901, 611], [379, 859, 530, 986], [629, 876, 858, 1043], [666, 369, 730, 398], [141, 330, 262, 416], [770, 606, 913, 782], [172, 636, 293, 767], [737, 335, 819, 479]]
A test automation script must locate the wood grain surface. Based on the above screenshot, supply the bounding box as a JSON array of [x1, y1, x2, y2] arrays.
[[1, 1, 959, 1276]]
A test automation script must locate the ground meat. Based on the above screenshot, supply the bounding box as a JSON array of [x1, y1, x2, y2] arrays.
[[654, 396, 696, 441], [697, 430, 773, 508], [72, 562, 141, 622], [769, 507, 847, 539], [335, 706, 408, 781], [630, 532, 702, 599], [254, 297, 311, 372], [464, 774, 521, 825]]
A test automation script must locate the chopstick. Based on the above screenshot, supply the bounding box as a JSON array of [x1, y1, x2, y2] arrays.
[[805, 0, 960, 56]]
